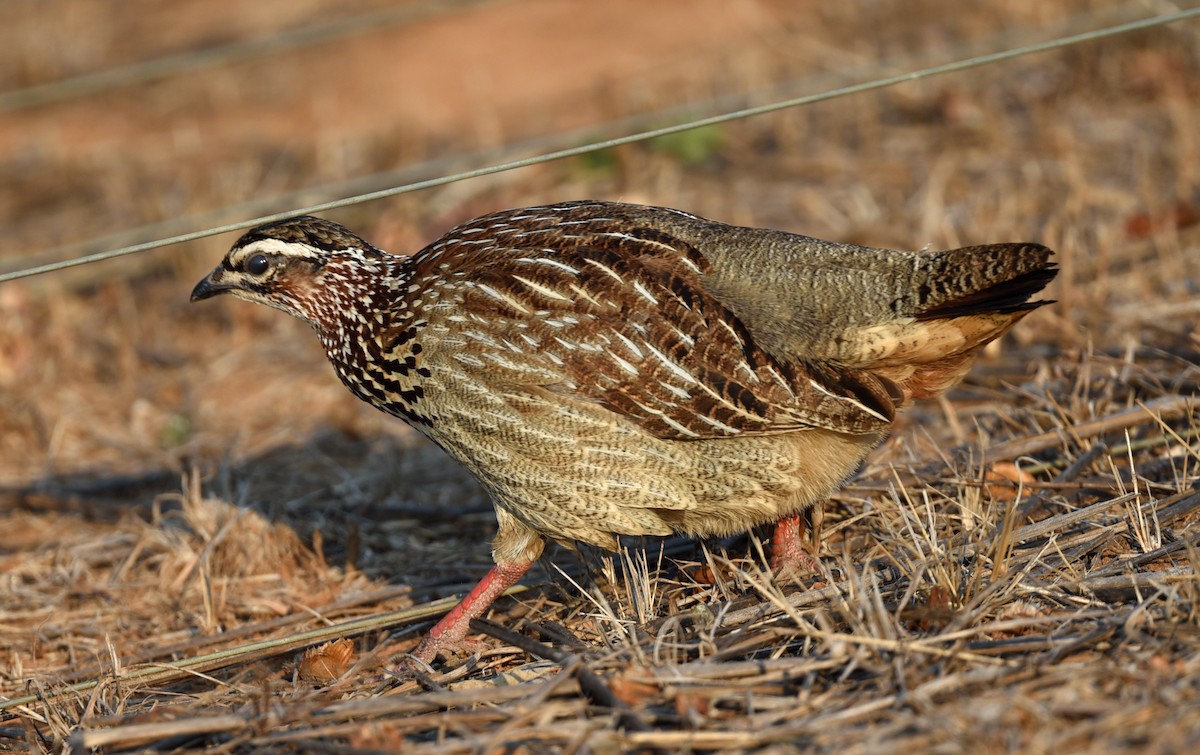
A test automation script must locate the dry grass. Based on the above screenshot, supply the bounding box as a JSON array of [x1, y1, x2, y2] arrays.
[[3, 0, 1200, 752]]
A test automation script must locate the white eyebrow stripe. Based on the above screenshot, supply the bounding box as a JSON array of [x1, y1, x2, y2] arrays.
[[233, 237, 321, 263]]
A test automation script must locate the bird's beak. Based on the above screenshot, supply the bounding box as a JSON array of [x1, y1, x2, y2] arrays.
[[191, 268, 237, 302]]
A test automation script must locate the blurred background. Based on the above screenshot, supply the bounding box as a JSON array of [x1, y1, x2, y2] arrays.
[[2, 0, 1195, 481], [3, 0, 1199, 582], [1, 0, 1198, 735]]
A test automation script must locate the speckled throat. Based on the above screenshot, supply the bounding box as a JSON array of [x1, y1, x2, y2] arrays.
[[310, 254, 437, 430]]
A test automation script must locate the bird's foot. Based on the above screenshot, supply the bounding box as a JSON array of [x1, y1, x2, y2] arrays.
[[770, 510, 824, 579], [388, 559, 534, 676]]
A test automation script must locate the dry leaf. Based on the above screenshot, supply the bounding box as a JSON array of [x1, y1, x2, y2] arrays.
[[349, 721, 406, 750], [610, 666, 659, 707], [691, 564, 718, 585], [298, 638, 356, 682], [984, 461, 1036, 502], [1124, 198, 1200, 239], [674, 690, 710, 720], [901, 584, 958, 630]]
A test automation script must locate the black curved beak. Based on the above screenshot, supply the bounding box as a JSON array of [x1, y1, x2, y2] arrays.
[[191, 268, 236, 301]]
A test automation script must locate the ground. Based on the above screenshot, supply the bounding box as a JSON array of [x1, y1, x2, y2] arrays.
[[1, 0, 1199, 752]]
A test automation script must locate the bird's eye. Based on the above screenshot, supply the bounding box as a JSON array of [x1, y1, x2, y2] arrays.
[[245, 254, 270, 276]]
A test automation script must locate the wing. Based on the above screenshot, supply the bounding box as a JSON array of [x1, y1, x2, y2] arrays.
[[402, 204, 899, 440], [529, 203, 1054, 371]]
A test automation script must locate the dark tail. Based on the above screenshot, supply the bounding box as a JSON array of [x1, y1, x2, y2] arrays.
[[914, 243, 1057, 321]]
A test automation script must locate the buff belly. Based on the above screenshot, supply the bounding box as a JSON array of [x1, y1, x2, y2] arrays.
[[423, 377, 885, 564]]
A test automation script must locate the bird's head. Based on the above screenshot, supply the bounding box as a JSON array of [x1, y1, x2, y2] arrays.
[[191, 215, 398, 328]]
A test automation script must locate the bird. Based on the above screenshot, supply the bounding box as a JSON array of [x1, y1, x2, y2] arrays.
[[191, 200, 1057, 665]]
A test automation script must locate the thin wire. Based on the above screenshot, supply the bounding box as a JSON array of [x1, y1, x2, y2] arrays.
[[2, 6, 1198, 285], [3, 1, 1155, 276], [0, 0, 504, 112]]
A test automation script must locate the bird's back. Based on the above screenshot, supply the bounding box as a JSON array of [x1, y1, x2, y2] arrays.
[[425, 201, 1056, 407]]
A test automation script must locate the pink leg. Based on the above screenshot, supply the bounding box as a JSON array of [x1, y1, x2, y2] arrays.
[[770, 509, 823, 575], [406, 559, 533, 665]]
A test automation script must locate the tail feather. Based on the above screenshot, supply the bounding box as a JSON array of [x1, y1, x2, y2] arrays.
[[914, 243, 1057, 321], [859, 242, 1057, 405]]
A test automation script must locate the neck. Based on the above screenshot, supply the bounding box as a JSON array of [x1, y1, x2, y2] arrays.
[[309, 253, 427, 419], [309, 251, 412, 341]]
